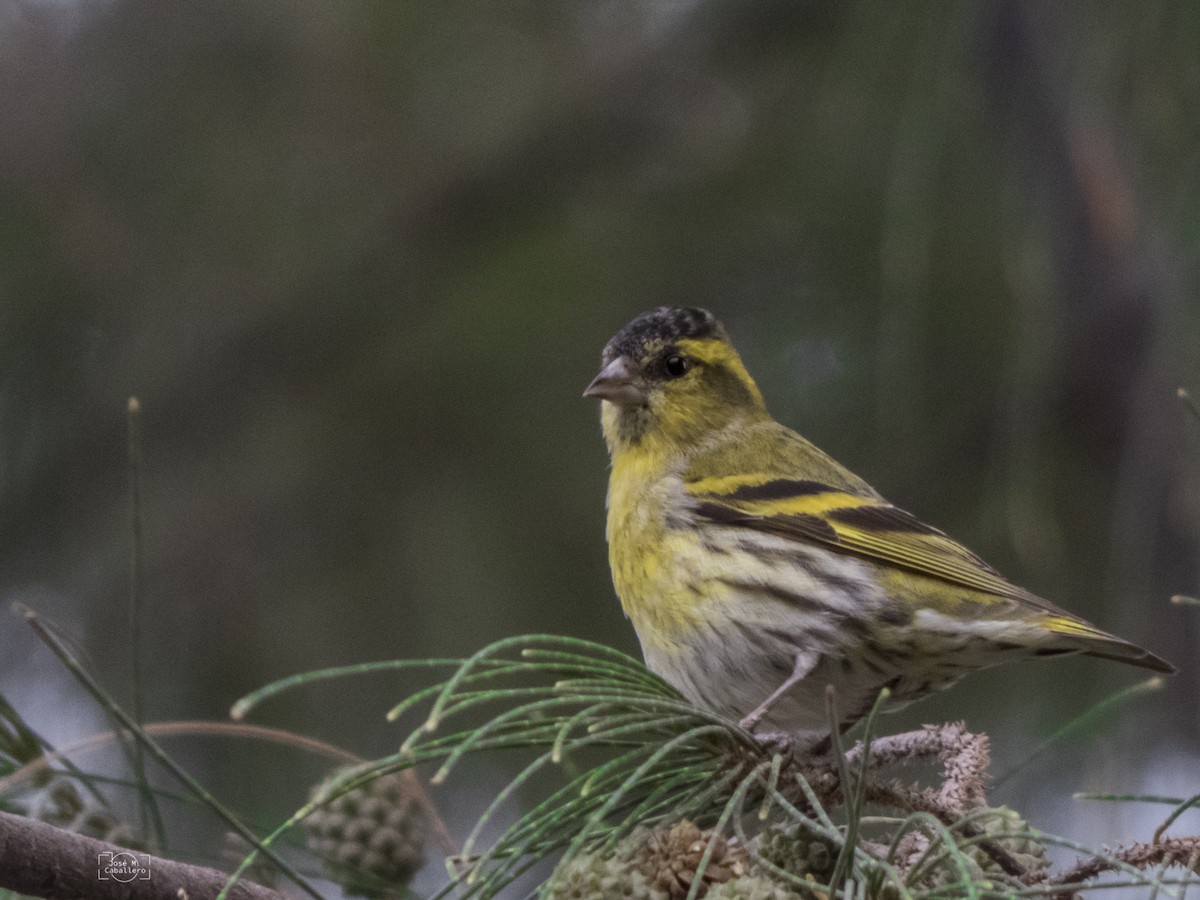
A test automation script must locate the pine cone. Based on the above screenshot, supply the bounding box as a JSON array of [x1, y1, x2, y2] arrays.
[[753, 820, 838, 882], [964, 806, 1049, 877], [631, 821, 750, 900], [26, 775, 84, 826], [305, 768, 428, 897], [68, 806, 137, 845], [25, 775, 143, 849], [545, 822, 807, 900], [706, 872, 807, 899], [904, 805, 1047, 890], [545, 848, 668, 900]]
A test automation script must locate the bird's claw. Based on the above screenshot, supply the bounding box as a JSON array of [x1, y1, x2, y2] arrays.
[[749, 730, 794, 757]]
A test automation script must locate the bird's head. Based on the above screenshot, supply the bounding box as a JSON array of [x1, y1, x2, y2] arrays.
[[584, 307, 767, 455]]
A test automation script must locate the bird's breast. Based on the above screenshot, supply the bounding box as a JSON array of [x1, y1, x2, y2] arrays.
[[605, 457, 709, 648]]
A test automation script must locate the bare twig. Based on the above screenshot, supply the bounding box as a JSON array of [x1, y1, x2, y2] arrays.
[[781, 724, 1027, 879], [1039, 836, 1200, 891], [798, 722, 990, 818], [845, 722, 990, 815], [0, 810, 283, 900], [788, 723, 1200, 889]]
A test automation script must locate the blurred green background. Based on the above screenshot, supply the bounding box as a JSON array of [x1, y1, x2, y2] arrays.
[[1, 0, 1198, 888]]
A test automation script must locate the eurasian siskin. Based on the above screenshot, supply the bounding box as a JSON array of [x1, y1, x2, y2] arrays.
[[584, 307, 1173, 747]]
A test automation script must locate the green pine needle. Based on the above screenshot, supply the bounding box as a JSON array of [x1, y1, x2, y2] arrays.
[[231, 634, 1199, 899]]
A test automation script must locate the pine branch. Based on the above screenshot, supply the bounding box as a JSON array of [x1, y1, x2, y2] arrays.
[[841, 722, 990, 815], [1038, 836, 1200, 894], [234, 634, 1199, 898]]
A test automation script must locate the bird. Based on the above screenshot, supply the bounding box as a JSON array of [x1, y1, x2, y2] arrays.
[[583, 306, 1174, 749]]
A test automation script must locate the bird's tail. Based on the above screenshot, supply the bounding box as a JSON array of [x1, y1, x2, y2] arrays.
[[1039, 614, 1176, 675]]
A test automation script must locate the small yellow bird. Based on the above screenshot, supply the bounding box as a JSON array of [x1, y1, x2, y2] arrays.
[[585, 307, 1174, 747]]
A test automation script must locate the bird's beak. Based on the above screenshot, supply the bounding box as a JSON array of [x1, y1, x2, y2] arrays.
[[583, 355, 644, 406]]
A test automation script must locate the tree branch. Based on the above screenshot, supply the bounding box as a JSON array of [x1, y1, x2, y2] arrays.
[[1039, 836, 1200, 893], [0, 810, 283, 900]]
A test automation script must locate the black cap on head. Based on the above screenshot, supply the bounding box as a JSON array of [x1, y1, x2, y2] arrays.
[[602, 307, 726, 364]]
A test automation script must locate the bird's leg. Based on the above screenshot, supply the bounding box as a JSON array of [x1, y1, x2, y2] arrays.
[[750, 731, 793, 757], [738, 653, 816, 733]]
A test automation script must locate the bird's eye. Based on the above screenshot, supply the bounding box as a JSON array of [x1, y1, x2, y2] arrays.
[[664, 355, 690, 378]]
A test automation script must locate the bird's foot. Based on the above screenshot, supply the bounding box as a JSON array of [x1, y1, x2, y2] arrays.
[[748, 730, 794, 757], [737, 653, 817, 735]]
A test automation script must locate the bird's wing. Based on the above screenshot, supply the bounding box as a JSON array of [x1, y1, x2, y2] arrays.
[[679, 429, 1175, 674], [686, 472, 1078, 618]]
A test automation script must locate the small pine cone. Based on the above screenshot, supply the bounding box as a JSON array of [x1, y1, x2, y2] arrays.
[[753, 821, 838, 881], [26, 777, 142, 849], [908, 806, 1048, 889], [631, 821, 750, 900], [305, 768, 429, 897], [706, 872, 806, 900], [68, 806, 123, 842], [545, 845, 668, 900], [965, 806, 1050, 877], [27, 775, 85, 827], [915, 848, 987, 889], [104, 821, 143, 850], [900, 826, 975, 890]]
